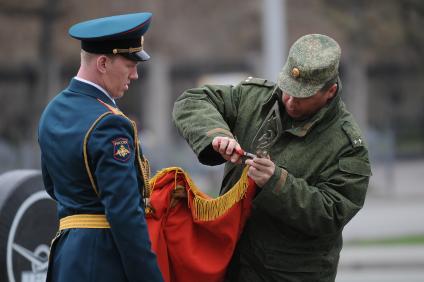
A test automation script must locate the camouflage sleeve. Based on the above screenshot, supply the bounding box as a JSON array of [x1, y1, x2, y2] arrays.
[[254, 146, 371, 236], [172, 84, 242, 165]]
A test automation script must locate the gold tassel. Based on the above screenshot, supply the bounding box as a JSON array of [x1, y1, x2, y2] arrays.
[[149, 166, 250, 222]]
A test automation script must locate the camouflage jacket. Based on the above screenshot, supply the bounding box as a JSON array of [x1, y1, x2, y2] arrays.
[[172, 77, 371, 281]]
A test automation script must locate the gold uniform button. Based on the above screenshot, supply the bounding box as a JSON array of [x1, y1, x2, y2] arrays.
[[291, 67, 300, 78]]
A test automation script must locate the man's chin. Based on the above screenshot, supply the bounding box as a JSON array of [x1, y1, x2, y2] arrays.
[[114, 92, 125, 100], [287, 110, 300, 119], [287, 111, 308, 121]]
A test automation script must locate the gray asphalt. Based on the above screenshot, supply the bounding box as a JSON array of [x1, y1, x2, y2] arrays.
[[343, 197, 424, 242], [338, 185, 424, 281]]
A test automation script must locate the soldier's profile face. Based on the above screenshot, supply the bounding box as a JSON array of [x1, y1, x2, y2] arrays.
[[282, 90, 332, 120], [103, 55, 139, 99]]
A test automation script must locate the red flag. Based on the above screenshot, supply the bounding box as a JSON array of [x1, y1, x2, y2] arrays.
[[146, 167, 256, 282]]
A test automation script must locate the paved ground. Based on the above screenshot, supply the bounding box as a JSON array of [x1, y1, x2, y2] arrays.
[[337, 268, 424, 282], [338, 192, 424, 281], [343, 197, 424, 241], [339, 244, 424, 266], [369, 159, 424, 198], [343, 158, 424, 241]]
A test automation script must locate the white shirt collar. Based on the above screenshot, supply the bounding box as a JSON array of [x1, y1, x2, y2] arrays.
[[74, 76, 116, 106]]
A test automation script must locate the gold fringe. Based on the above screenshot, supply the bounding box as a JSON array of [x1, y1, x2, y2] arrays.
[[149, 166, 250, 222]]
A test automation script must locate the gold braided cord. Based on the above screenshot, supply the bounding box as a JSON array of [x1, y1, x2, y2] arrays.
[[87, 99, 151, 198], [130, 120, 151, 196], [83, 112, 113, 196], [149, 166, 250, 222]]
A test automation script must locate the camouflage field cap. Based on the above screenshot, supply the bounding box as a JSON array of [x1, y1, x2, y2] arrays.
[[278, 34, 341, 98]]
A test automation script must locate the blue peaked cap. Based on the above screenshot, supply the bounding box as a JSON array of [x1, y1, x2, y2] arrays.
[[69, 12, 152, 61]]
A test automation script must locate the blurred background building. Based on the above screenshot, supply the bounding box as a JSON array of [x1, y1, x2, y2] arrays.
[[0, 0, 423, 281]]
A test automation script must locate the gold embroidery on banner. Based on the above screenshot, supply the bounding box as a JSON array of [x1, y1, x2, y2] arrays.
[[149, 166, 251, 222]]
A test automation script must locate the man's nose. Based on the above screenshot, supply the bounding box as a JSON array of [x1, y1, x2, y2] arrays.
[[130, 68, 138, 80], [286, 95, 296, 104]]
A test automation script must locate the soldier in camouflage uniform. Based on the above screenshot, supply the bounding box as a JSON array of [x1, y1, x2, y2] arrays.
[[172, 34, 371, 281]]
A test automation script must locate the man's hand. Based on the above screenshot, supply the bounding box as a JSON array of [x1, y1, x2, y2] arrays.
[[170, 186, 187, 208], [212, 136, 243, 164], [245, 156, 275, 187]]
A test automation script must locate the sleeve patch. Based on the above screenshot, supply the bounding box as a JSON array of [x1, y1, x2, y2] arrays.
[[112, 137, 131, 162], [339, 157, 372, 176]]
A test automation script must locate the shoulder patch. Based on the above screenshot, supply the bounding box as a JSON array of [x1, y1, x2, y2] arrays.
[[112, 137, 131, 162], [242, 77, 275, 88], [342, 121, 365, 148]]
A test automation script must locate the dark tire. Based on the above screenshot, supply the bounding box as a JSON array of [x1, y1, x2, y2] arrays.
[[0, 170, 57, 282]]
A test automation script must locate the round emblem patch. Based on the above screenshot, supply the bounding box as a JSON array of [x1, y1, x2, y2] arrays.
[[112, 137, 131, 162]]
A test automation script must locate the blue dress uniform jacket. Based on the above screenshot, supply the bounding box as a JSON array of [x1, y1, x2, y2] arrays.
[[38, 78, 163, 282]]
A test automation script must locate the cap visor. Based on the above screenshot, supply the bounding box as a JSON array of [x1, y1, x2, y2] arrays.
[[122, 50, 150, 62]]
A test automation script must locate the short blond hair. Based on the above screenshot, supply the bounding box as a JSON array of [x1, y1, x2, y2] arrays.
[[81, 50, 118, 66], [80, 50, 97, 66]]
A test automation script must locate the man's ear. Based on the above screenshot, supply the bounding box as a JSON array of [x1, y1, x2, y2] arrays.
[[326, 83, 338, 100], [96, 55, 108, 74]]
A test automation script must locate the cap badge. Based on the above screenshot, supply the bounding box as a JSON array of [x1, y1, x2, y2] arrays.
[[291, 67, 300, 78]]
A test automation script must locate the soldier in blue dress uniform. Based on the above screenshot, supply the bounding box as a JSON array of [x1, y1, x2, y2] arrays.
[[38, 12, 163, 282]]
